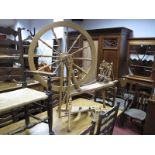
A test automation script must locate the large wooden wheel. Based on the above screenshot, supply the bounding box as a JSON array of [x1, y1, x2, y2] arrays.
[[28, 21, 97, 92]]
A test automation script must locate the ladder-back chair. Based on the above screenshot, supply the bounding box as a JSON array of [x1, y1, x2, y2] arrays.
[[0, 27, 55, 135]]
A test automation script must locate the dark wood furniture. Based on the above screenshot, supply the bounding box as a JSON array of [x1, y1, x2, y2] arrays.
[[144, 95, 155, 134], [0, 27, 55, 134], [0, 27, 25, 81], [123, 86, 150, 134], [68, 27, 133, 80], [0, 27, 43, 128], [80, 120, 96, 135], [0, 29, 38, 81], [124, 38, 155, 91], [95, 103, 120, 135]]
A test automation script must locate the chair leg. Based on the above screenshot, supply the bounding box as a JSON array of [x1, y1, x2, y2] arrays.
[[47, 97, 54, 135], [119, 114, 126, 127], [46, 76, 55, 135], [94, 91, 97, 102], [116, 115, 123, 128], [141, 120, 145, 135], [24, 106, 30, 128]]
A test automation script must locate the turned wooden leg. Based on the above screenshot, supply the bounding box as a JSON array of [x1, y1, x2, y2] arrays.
[[24, 105, 30, 128]]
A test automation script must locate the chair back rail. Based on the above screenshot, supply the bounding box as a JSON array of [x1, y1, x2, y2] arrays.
[[96, 103, 119, 135], [131, 86, 150, 111], [80, 121, 96, 135], [0, 27, 26, 86]]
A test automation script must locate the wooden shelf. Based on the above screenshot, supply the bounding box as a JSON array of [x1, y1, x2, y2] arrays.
[[102, 47, 118, 50], [129, 64, 153, 69], [129, 51, 155, 55], [123, 75, 154, 84], [127, 38, 155, 82]]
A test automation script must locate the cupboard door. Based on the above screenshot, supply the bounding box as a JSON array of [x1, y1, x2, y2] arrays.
[[127, 39, 155, 83], [128, 44, 155, 77], [101, 36, 120, 79], [102, 50, 117, 79]]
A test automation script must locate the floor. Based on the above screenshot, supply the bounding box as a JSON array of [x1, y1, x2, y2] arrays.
[[113, 119, 140, 135], [21, 122, 140, 135], [0, 103, 141, 135], [113, 126, 139, 135], [0, 120, 140, 135]]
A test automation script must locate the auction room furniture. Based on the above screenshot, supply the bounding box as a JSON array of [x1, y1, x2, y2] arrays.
[[80, 102, 120, 135], [0, 27, 55, 134], [95, 103, 120, 135], [0, 21, 128, 134], [123, 84, 150, 134], [124, 38, 155, 93], [80, 120, 96, 135], [0, 98, 123, 135], [68, 27, 133, 80]]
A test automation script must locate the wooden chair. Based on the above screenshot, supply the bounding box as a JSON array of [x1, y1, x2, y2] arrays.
[[123, 87, 150, 134], [95, 103, 120, 135], [112, 78, 134, 111], [104, 86, 117, 107], [80, 120, 96, 135], [94, 60, 117, 108], [0, 27, 55, 135]]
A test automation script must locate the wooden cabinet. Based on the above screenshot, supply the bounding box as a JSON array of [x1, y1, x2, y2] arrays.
[[68, 27, 132, 80], [124, 38, 155, 88], [101, 35, 120, 79], [90, 28, 133, 79]]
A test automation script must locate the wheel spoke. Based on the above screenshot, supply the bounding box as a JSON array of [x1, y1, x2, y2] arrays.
[[72, 72, 80, 89], [54, 62, 62, 73], [38, 38, 59, 54], [28, 21, 95, 93], [68, 34, 82, 53], [65, 27, 68, 53], [73, 63, 87, 74], [51, 28, 61, 53], [34, 54, 59, 58], [71, 45, 90, 55], [38, 60, 60, 71], [73, 57, 92, 61]]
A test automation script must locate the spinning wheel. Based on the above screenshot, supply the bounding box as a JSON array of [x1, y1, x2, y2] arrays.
[[28, 21, 97, 92]]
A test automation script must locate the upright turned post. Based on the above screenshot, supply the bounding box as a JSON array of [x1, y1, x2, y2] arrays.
[[18, 28, 27, 88], [46, 76, 54, 135]]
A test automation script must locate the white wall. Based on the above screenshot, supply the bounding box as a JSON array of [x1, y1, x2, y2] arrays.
[[29, 19, 53, 39], [29, 19, 54, 64], [14, 19, 54, 39], [2, 19, 155, 38], [5, 19, 155, 38], [30, 19, 53, 30], [0, 19, 16, 27], [14, 19, 31, 40], [73, 19, 155, 37]]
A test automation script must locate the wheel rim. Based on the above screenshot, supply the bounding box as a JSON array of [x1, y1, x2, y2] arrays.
[[28, 21, 97, 92]]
